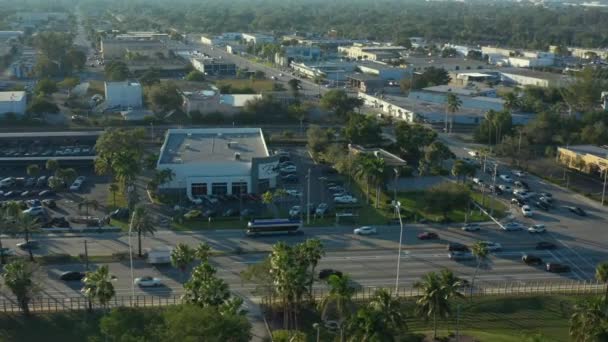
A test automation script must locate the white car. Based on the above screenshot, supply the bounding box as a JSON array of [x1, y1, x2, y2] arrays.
[[334, 196, 357, 204], [479, 241, 502, 252], [289, 205, 301, 217], [354, 226, 377, 235], [513, 170, 526, 177], [513, 189, 528, 196], [22, 206, 45, 216], [472, 178, 484, 185], [499, 174, 513, 183], [70, 180, 83, 191], [498, 185, 512, 192], [528, 224, 546, 233], [285, 189, 302, 197], [522, 205, 533, 217], [315, 203, 328, 216], [134, 276, 162, 287]]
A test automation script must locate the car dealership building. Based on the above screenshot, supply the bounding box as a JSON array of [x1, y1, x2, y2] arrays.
[[157, 128, 279, 199]]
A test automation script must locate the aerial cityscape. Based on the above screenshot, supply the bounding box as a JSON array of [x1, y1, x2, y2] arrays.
[[0, 0, 607, 341]]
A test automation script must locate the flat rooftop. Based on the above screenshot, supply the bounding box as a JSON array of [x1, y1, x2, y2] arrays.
[[499, 67, 570, 82], [421, 85, 495, 96], [403, 57, 491, 68], [0, 131, 102, 138], [562, 145, 608, 159], [159, 128, 269, 165], [0, 91, 25, 102]]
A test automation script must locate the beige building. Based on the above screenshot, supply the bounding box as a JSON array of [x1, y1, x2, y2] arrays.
[[568, 47, 608, 60], [182, 90, 262, 115], [338, 44, 406, 61], [101, 39, 168, 60], [557, 145, 608, 176]]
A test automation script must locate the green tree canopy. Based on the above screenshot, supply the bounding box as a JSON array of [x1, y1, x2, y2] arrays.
[[343, 114, 382, 146], [185, 70, 206, 82], [320, 90, 364, 117]]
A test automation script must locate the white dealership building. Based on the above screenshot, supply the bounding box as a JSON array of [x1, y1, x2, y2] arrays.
[[157, 128, 279, 199]]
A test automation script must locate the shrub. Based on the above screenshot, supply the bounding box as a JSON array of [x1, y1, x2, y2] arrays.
[[271, 330, 306, 342]]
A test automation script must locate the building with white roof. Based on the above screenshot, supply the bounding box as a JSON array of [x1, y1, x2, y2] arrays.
[[104, 82, 143, 109], [0, 91, 26, 117], [242, 33, 275, 45], [157, 128, 279, 198]]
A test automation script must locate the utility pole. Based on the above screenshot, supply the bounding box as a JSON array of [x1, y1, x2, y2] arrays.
[[394, 201, 404, 293], [306, 168, 311, 224], [84, 240, 89, 270], [491, 163, 498, 216], [602, 168, 607, 206], [393, 168, 399, 216]]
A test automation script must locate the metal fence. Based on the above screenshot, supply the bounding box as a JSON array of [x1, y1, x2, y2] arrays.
[[0, 280, 605, 314]]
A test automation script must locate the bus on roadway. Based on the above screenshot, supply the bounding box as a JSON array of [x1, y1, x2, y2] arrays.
[[246, 218, 302, 236]]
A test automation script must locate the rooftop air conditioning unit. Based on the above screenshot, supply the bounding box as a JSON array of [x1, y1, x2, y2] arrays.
[[234, 152, 241, 160]]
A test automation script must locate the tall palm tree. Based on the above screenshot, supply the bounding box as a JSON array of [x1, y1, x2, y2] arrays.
[[353, 154, 374, 204], [195, 242, 212, 262], [367, 157, 387, 208], [596, 262, 608, 302], [569, 297, 608, 342], [130, 204, 156, 257], [439, 268, 464, 301], [369, 288, 407, 337], [171, 243, 195, 283], [17, 214, 41, 262], [295, 238, 325, 301], [346, 306, 393, 342], [109, 183, 119, 207], [3, 259, 39, 316], [81, 265, 116, 311], [414, 271, 459, 340], [446, 93, 462, 134], [470, 241, 489, 299], [319, 274, 355, 342]]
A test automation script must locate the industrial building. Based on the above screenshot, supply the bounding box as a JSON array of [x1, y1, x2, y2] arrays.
[[100, 39, 168, 60], [557, 145, 608, 176], [0, 91, 26, 117], [157, 128, 279, 198], [241, 33, 275, 45], [274, 46, 321, 66], [499, 68, 571, 88], [338, 43, 407, 61], [104, 82, 143, 109], [182, 90, 261, 115]]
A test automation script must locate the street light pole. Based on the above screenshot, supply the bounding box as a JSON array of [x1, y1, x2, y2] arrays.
[[393, 168, 399, 217], [307, 168, 311, 225], [128, 212, 136, 302], [602, 168, 607, 206], [394, 201, 404, 293]]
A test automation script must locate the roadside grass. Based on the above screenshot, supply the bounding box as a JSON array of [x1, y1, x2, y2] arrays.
[[171, 218, 248, 231], [292, 295, 580, 342], [215, 79, 275, 92], [0, 312, 103, 342]]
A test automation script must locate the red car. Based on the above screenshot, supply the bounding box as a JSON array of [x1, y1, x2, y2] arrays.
[[417, 232, 439, 240]]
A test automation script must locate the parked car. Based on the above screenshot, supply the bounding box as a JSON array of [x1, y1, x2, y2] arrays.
[[0, 247, 15, 256], [42, 199, 56, 208], [511, 197, 527, 207], [36, 176, 47, 187], [17, 240, 39, 250], [334, 195, 357, 204], [499, 174, 513, 182], [533, 201, 549, 211], [498, 185, 512, 192], [60, 271, 86, 281], [539, 196, 553, 205], [539, 192, 553, 199], [285, 189, 302, 197], [315, 203, 328, 216], [281, 174, 299, 183], [38, 190, 55, 197], [472, 178, 484, 185], [461, 223, 481, 231], [521, 205, 533, 217], [70, 178, 84, 191], [110, 208, 129, 219], [319, 269, 343, 280], [23, 206, 45, 216], [289, 205, 301, 217], [222, 208, 238, 217], [522, 254, 543, 265], [528, 224, 546, 233], [536, 241, 557, 250], [417, 232, 439, 240], [134, 276, 162, 287], [25, 177, 36, 187], [49, 217, 70, 228], [513, 170, 526, 177], [546, 263, 571, 273], [567, 206, 587, 216], [354, 226, 377, 235], [280, 165, 297, 173], [26, 199, 42, 208], [0, 177, 15, 188], [447, 243, 469, 252]]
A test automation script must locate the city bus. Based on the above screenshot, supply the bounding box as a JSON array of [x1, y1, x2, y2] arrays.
[[246, 218, 302, 236]]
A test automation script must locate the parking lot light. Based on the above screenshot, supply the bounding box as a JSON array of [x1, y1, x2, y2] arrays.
[[395, 201, 404, 293]]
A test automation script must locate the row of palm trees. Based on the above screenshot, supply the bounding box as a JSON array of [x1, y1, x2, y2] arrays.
[[352, 153, 388, 208]]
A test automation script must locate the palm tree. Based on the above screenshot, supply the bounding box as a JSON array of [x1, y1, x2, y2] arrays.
[[446, 93, 462, 134], [3, 259, 39, 316], [367, 157, 387, 208], [503, 91, 519, 111], [109, 183, 119, 207], [414, 270, 460, 340], [439, 268, 464, 301], [353, 154, 374, 204], [194, 242, 212, 262], [295, 238, 325, 301], [319, 274, 355, 342], [596, 262, 608, 302], [45, 159, 59, 173], [346, 306, 393, 342], [78, 199, 99, 216], [130, 204, 156, 257], [569, 297, 608, 342], [470, 241, 489, 299], [81, 265, 116, 311], [451, 160, 467, 183], [369, 288, 407, 337], [17, 214, 41, 262], [171, 243, 195, 283]]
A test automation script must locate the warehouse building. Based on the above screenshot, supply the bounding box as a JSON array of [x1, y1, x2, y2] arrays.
[[157, 128, 279, 199], [104, 82, 143, 109], [190, 57, 237, 76]]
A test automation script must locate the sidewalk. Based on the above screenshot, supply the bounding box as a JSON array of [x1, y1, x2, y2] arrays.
[[241, 295, 271, 342]]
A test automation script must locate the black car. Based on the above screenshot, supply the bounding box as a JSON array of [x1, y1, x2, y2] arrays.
[[17, 240, 39, 250], [110, 208, 129, 219], [518, 180, 530, 189], [546, 263, 571, 273], [38, 190, 55, 197], [568, 206, 587, 216], [278, 155, 290, 163], [49, 217, 70, 228], [536, 241, 557, 250], [319, 269, 343, 280], [511, 198, 526, 207], [522, 254, 543, 265], [281, 174, 299, 183], [241, 208, 255, 217], [222, 208, 238, 217], [533, 201, 549, 211], [446, 243, 469, 252], [60, 271, 86, 281]]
